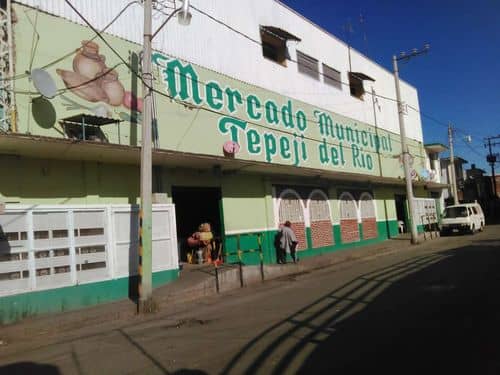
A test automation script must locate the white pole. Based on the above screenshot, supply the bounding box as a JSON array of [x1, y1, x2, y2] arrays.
[[139, 0, 153, 312], [448, 123, 459, 205], [393, 55, 419, 244]]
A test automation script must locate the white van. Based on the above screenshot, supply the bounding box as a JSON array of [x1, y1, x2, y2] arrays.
[[440, 203, 485, 235]]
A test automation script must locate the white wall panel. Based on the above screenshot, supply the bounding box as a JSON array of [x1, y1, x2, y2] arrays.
[[0, 204, 178, 296]]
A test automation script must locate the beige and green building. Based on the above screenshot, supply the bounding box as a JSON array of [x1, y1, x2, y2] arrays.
[[0, 0, 445, 323]]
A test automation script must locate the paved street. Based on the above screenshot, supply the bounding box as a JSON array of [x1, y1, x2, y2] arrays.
[[1, 226, 500, 374]]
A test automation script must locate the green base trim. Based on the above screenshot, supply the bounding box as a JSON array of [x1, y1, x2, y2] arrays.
[[0, 269, 179, 324], [224, 220, 400, 266]]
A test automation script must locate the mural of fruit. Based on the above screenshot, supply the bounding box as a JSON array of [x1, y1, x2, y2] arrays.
[[73, 40, 106, 80], [100, 69, 125, 106], [123, 91, 143, 113], [59, 40, 140, 113], [56, 69, 108, 103]]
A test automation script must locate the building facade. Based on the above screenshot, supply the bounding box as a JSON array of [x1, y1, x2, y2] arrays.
[[0, 0, 443, 322]]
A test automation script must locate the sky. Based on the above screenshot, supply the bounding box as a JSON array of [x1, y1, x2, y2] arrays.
[[280, 0, 500, 173]]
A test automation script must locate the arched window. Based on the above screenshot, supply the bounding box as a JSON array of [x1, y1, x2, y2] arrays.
[[308, 190, 333, 248], [339, 192, 360, 243], [359, 192, 378, 239], [278, 189, 306, 250]]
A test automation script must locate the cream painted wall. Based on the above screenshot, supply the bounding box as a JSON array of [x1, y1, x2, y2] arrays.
[[374, 187, 397, 221], [221, 175, 268, 233], [0, 156, 139, 205]]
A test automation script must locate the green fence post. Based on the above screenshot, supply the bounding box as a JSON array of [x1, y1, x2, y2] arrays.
[[257, 233, 264, 281], [237, 234, 243, 288]]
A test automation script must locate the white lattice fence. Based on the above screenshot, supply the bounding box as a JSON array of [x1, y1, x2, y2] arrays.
[[413, 198, 438, 225], [0, 204, 177, 297]]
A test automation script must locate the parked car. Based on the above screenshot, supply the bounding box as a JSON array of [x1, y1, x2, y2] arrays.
[[440, 203, 485, 235]]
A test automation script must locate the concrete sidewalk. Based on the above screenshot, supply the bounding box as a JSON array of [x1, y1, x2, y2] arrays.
[[0, 232, 433, 351]]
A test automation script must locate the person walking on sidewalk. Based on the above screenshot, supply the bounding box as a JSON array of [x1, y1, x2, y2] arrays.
[[280, 221, 299, 263]]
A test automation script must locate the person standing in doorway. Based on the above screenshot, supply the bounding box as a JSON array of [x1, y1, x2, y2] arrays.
[[280, 221, 299, 263], [274, 224, 285, 264]]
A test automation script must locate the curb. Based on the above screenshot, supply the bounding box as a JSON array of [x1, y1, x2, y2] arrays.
[[1, 237, 413, 350]]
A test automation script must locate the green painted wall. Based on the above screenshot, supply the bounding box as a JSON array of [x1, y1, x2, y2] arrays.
[[0, 269, 178, 324], [224, 220, 399, 266], [0, 156, 139, 204]]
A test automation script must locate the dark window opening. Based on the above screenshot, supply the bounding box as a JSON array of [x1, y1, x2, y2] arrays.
[[79, 228, 104, 237], [34, 230, 49, 240], [260, 28, 288, 66], [349, 72, 365, 99], [78, 245, 105, 254], [54, 248, 70, 257], [35, 250, 50, 258], [80, 262, 106, 271], [297, 51, 319, 80], [53, 229, 68, 238], [36, 268, 51, 277], [323, 63, 341, 89]]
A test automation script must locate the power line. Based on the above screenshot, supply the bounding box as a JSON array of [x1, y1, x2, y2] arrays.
[[63, 0, 137, 74], [50, 2, 412, 161], [460, 137, 484, 158], [190, 5, 490, 144], [4, 0, 476, 149], [9, 0, 470, 162], [28, 0, 425, 162], [0, 0, 139, 82], [50, 1, 419, 156], [190, 5, 397, 103], [406, 104, 486, 142], [0, 0, 488, 151], [151, 83, 426, 162]]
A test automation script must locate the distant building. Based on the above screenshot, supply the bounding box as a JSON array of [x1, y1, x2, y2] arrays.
[[496, 176, 500, 198], [463, 164, 492, 202], [463, 164, 500, 218], [424, 143, 448, 210]]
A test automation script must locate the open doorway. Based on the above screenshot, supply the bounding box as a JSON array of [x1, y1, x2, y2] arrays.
[[172, 186, 223, 263], [394, 194, 408, 233]]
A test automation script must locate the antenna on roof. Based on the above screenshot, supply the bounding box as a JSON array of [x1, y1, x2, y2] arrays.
[[359, 11, 368, 54]]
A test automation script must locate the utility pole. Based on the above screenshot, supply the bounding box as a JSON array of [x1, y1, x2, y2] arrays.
[[139, 0, 154, 312], [448, 124, 459, 205], [392, 45, 429, 244], [485, 135, 500, 198], [371, 87, 383, 176], [138, 0, 191, 312]]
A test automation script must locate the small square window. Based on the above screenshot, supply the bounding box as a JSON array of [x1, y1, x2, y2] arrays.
[[322, 64, 341, 89], [297, 51, 319, 80]]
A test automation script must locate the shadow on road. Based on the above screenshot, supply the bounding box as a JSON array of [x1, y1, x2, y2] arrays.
[[222, 242, 500, 374], [0, 362, 60, 375]]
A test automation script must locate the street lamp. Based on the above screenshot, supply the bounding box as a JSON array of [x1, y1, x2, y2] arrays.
[[392, 44, 429, 245], [139, 0, 191, 312]]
